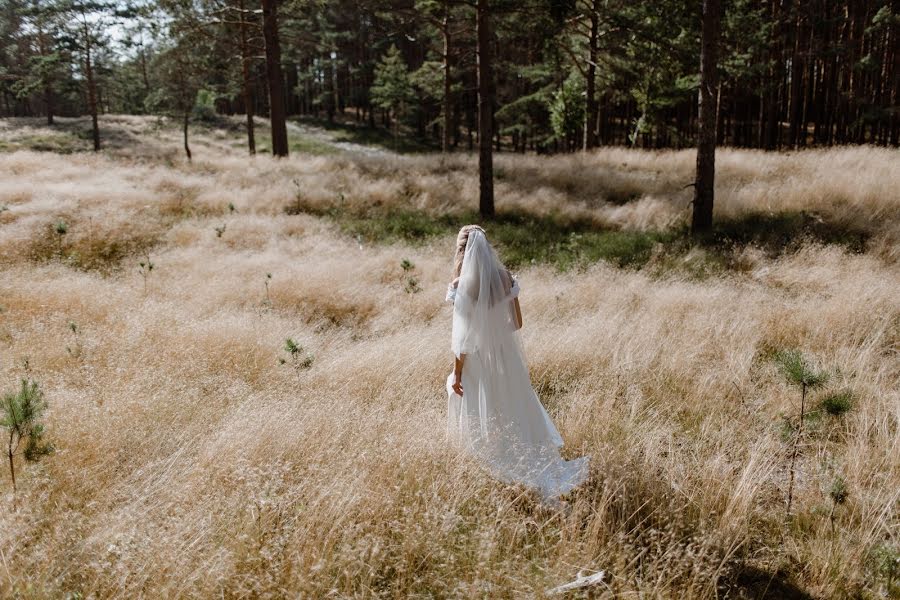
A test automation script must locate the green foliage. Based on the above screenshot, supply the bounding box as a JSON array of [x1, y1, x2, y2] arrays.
[[820, 390, 853, 417], [404, 277, 421, 294], [2, 379, 53, 502], [284, 337, 301, 356], [286, 199, 674, 272], [829, 476, 848, 506], [1, 379, 52, 458], [281, 338, 314, 380], [410, 60, 445, 103], [255, 129, 340, 156], [548, 71, 585, 150], [54, 218, 68, 254], [371, 45, 415, 128], [773, 350, 829, 390], [866, 543, 899, 594], [399, 259, 420, 293], [214, 224, 226, 238], [193, 89, 218, 122], [774, 349, 829, 515]]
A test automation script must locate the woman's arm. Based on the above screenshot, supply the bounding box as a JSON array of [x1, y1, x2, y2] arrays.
[[452, 354, 465, 396]]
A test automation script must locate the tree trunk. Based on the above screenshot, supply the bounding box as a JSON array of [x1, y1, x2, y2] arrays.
[[183, 110, 192, 161], [261, 0, 289, 157], [691, 0, 721, 235], [37, 18, 54, 125], [584, 1, 599, 150], [788, 10, 804, 148], [441, 9, 452, 153], [7, 435, 16, 510], [239, 0, 256, 155], [83, 18, 100, 151], [330, 51, 339, 121], [476, 0, 495, 218]]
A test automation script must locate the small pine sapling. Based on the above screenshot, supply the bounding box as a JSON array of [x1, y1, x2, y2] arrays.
[[828, 475, 849, 533], [215, 224, 227, 238], [867, 543, 899, 594], [280, 338, 314, 383], [228, 202, 236, 214], [263, 273, 273, 307], [1, 379, 53, 509], [54, 219, 68, 255], [138, 254, 155, 293], [774, 349, 829, 515], [400, 259, 421, 294], [66, 321, 82, 359]]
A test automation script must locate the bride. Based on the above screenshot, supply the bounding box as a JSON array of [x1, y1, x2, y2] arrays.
[[445, 225, 589, 502]]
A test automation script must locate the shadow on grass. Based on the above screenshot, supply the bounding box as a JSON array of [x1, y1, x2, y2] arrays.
[[286, 199, 677, 271], [291, 116, 438, 154], [702, 211, 868, 256], [720, 565, 814, 600], [286, 195, 871, 273]]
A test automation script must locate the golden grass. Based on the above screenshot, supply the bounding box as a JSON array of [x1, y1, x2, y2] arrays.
[[0, 116, 898, 598]]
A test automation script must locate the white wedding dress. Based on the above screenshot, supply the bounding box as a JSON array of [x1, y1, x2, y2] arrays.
[[445, 230, 589, 500]]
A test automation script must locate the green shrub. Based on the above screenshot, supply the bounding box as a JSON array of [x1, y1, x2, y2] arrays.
[[820, 390, 853, 416]]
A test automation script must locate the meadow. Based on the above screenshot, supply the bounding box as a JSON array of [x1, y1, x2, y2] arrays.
[[0, 115, 897, 598]]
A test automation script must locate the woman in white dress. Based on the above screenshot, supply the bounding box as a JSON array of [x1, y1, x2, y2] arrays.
[[445, 225, 589, 502]]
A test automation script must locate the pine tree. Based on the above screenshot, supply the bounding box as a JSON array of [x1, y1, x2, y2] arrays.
[[2, 379, 52, 509], [371, 44, 414, 144]]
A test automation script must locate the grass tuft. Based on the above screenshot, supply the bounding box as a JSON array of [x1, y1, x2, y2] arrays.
[[820, 390, 853, 416]]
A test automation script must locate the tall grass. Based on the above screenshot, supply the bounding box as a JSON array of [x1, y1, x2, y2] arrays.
[[0, 116, 897, 598]]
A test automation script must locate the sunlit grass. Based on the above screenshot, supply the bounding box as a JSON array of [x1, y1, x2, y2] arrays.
[[0, 115, 897, 598]]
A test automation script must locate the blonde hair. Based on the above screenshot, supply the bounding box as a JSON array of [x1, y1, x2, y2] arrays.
[[452, 224, 485, 279]]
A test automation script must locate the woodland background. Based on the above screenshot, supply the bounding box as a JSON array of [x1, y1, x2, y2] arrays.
[[2, 0, 898, 156]]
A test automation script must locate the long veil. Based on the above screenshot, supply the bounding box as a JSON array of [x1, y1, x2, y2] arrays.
[[448, 230, 588, 499], [451, 229, 517, 360]]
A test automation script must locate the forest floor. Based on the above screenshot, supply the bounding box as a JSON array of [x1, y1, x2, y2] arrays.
[[0, 114, 898, 599]]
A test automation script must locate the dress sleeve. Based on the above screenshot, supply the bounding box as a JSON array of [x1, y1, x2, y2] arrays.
[[510, 277, 520, 299], [445, 282, 458, 303]]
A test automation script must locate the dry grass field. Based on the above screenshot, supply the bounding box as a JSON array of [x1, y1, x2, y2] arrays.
[[0, 115, 898, 598]]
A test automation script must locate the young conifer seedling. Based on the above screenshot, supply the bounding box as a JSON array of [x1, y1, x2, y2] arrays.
[[1, 379, 53, 509], [774, 349, 829, 515], [66, 321, 82, 358], [264, 273, 273, 307], [54, 220, 68, 255], [400, 259, 420, 293], [281, 338, 314, 383], [138, 254, 155, 293], [828, 475, 849, 533]]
